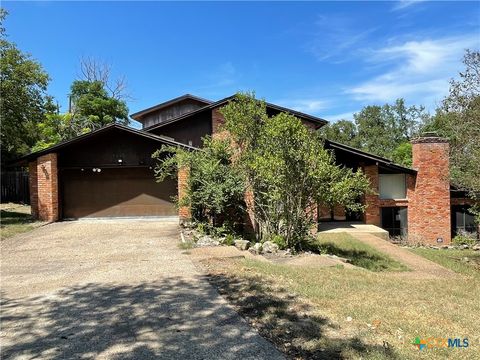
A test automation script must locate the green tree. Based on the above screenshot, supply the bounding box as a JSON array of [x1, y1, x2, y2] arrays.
[[221, 93, 370, 249], [320, 99, 427, 166], [423, 49, 480, 221], [70, 80, 129, 128], [152, 136, 246, 229], [319, 119, 360, 148], [0, 9, 51, 162]]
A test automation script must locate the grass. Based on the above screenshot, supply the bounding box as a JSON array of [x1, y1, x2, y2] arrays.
[[0, 203, 43, 239], [410, 247, 480, 277], [200, 255, 479, 359], [313, 233, 409, 272]]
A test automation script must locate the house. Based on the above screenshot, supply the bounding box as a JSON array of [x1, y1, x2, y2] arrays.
[[19, 94, 477, 245]]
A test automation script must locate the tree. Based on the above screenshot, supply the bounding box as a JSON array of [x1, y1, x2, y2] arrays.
[[0, 9, 51, 162], [220, 93, 370, 249], [69, 80, 129, 128], [320, 99, 427, 166], [152, 137, 246, 229], [423, 49, 480, 221], [319, 119, 360, 148], [78, 56, 131, 101]]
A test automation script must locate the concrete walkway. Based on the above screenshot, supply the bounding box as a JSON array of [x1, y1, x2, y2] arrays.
[[350, 232, 455, 278], [1, 220, 283, 360]]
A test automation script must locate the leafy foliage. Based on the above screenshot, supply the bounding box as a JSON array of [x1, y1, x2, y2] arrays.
[[152, 136, 246, 228], [0, 9, 51, 162], [422, 50, 480, 221], [220, 93, 370, 250], [319, 99, 427, 166]]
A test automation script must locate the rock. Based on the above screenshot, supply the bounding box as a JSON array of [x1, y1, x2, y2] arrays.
[[196, 236, 220, 247], [234, 239, 250, 251], [250, 242, 263, 254], [473, 244, 480, 251], [262, 241, 279, 254], [461, 244, 470, 249], [346, 316, 352, 322]]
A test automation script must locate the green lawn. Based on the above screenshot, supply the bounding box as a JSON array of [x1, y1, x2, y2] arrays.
[[201, 253, 479, 360], [0, 204, 43, 239], [313, 233, 409, 272], [410, 247, 480, 277]]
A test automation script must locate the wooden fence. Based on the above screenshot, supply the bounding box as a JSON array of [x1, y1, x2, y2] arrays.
[[1, 171, 30, 204]]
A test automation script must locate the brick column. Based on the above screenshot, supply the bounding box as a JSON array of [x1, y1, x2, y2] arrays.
[[36, 153, 59, 222], [178, 165, 191, 223], [28, 160, 39, 219], [409, 135, 451, 244], [363, 164, 381, 226]]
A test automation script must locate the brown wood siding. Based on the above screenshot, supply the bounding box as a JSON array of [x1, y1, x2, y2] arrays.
[[148, 110, 212, 148], [58, 128, 164, 168], [141, 99, 206, 128], [62, 167, 176, 218]]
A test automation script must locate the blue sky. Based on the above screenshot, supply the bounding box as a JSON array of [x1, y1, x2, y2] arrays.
[[3, 1, 480, 127]]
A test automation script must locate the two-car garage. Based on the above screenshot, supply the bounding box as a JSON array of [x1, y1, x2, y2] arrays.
[[23, 124, 193, 221], [61, 167, 177, 219]]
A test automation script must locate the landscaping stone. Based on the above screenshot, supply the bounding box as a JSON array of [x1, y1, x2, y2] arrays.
[[196, 236, 220, 247], [473, 244, 480, 251], [234, 240, 250, 251], [250, 242, 263, 254], [262, 241, 279, 254]]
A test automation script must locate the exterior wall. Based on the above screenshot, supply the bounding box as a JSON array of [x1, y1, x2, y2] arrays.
[[211, 108, 228, 139], [363, 164, 381, 226], [177, 165, 191, 222], [141, 100, 206, 128], [409, 137, 451, 244], [34, 153, 59, 222], [28, 160, 39, 219]]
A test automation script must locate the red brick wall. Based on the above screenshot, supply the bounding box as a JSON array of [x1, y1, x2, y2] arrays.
[[35, 153, 59, 222], [212, 108, 228, 140], [177, 165, 191, 222], [28, 160, 39, 219], [409, 137, 451, 244], [363, 164, 381, 226]]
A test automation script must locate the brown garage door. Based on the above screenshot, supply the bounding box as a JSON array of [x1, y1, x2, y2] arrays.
[[61, 167, 177, 218]]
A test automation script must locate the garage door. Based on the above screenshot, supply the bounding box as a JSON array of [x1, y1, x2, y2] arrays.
[[61, 167, 177, 218]]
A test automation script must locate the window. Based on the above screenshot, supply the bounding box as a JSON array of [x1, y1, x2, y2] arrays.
[[381, 207, 408, 236], [379, 174, 406, 199], [451, 205, 477, 236]]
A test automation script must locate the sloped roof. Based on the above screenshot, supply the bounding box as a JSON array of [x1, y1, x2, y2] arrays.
[[143, 95, 328, 132], [324, 139, 417, 174], [16, 123, 198, 164], [130, 94, 213, 120]]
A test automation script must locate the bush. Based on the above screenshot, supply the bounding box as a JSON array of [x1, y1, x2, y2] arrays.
[[224, 234, 235, 246], [452, 231, 478, 246], [270, 234, 287, 250]]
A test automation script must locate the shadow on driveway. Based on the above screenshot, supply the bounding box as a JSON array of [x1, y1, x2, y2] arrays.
[[1, 277, 284, 360]]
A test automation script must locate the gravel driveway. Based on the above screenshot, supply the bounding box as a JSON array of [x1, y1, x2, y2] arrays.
[[1, 220, 283, 360]]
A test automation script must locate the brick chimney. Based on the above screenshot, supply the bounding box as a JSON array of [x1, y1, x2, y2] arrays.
[[408, 133, 451, 244]]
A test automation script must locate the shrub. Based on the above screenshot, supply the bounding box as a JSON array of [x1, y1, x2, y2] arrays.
[[224, 234, 235, 246], [269, 234, 287, 250], [452, 231, 478, 247]]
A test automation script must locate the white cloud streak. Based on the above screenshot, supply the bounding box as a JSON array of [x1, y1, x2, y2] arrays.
[[347, 34, 480, 108]]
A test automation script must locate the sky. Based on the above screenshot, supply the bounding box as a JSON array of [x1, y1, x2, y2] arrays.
[[3, 1, 480, 127]]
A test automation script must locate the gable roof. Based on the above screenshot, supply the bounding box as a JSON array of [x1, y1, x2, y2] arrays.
[[130, 94, 213, 121], [324, 139, 417, 174], [143, 95, 328, 132], [15, 123, 198, 164]]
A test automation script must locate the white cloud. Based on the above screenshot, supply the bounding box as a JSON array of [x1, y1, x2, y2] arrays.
[[392, 0, 427, 11], [274, 98, 329, 114], [322, 111, 358, 122], [347, 34, 480, 108], [306, 15, 377, 62]]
